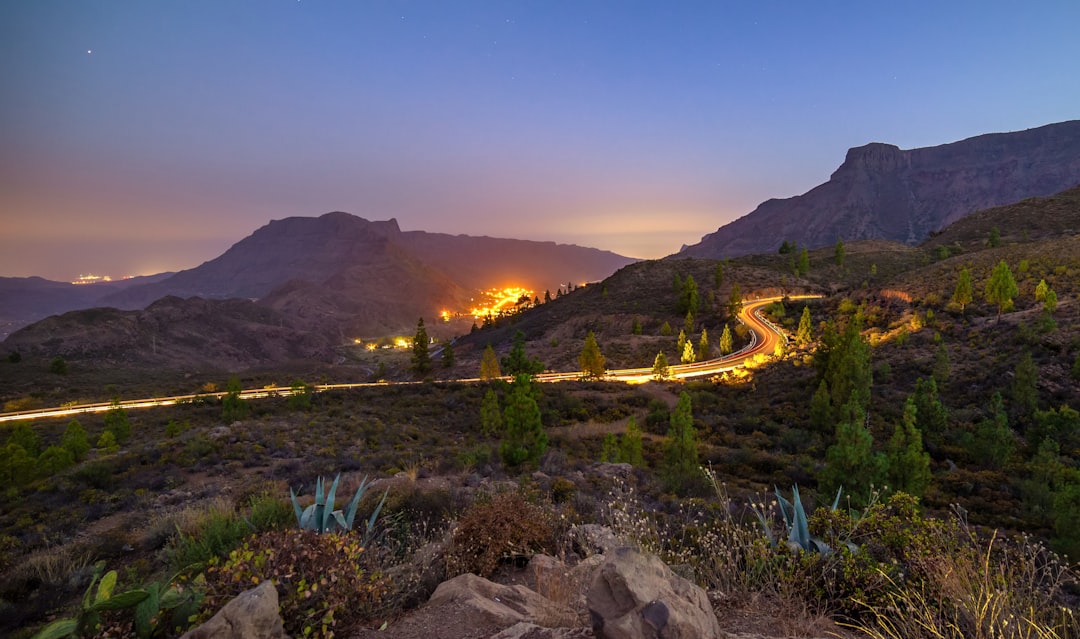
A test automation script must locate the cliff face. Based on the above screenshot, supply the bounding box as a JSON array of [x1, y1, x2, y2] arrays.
[[680, 121, 1080, 259]]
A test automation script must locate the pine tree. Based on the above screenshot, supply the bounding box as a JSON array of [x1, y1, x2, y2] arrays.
[[288, 379, 312, 411], [697, 328, 710, 362], [97, 430, 119, 454], [677, 275, 699, 317], [822, 401, 884, 504], [10, 423, 41, 457], [984, 260, 1018, 321], [579, 331, 606, 379], [61, 419, 90, 462], [795, 306, 813, 346], [0, 442, 34, 485], [441, 341, 456, 369], [652, 351, 670, 380], [105, 401, 133, 443], [719, 324, 733, 355], [412, 317, 432, 376], [988, 226, 1001, 248], [886, 397, 931, 497], [683, 311, 695, 337], [809, 380, 833, 435], [1010, 352, 1039, 426], [479, 344, 501, 380], [933, 340, 951, 384], [714, 262, 724, 289], [952, 267, 973, 314], [834, 237, 845, 267], [662, 392, 699, 493], [38, 445, 74, 476], [500, 375, 547, 466], [973, 392, 1014, 469], [1035, 279, 1050, 303], [796, 247, 809, 276], [912, 377, 948, 447], [727, 283, 743, 319], [617, 417, 645, 466], [221, 377, 248, 423], [600, 434, 619, 462], [631, 317, 642, 335], [677, 329, 687, 355], [659, 321, 673, 336], [480, 388, 502, 436], [502, 330, 544, 376], [681, 340, 696, 364]]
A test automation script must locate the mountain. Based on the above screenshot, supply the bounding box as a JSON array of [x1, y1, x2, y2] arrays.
[[101, 212, 635, 333], [1, 296, 334, 369], [0, 213, 635, 366], [680, 120, 1080, 259], [0, 273, 172, 340]]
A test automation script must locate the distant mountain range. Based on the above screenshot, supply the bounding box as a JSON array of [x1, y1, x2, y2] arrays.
[[680, 120, 1080, 259], [0, 214, 636, 366]]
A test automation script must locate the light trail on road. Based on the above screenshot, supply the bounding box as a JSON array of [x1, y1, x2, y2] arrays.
[[0, 295, 819, 423]]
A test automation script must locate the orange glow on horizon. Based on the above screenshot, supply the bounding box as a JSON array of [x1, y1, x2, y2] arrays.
[[469, 286, 535, 319]]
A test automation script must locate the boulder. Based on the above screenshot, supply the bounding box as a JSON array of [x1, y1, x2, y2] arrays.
[[587, 547, 724, 639], [180, 580, 288, 639], [490, 621, 594, 639], [529, 553, 605, 623], [429, 573, 578, 629]]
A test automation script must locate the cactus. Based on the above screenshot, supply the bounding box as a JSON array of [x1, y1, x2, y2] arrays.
[[291, 473, 388, 536]]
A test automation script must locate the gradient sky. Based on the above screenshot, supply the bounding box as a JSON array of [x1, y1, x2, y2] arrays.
[[1, 1, 1078, 281]]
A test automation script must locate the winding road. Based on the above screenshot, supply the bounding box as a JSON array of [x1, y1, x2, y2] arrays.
[[0, 295, 817, 423]]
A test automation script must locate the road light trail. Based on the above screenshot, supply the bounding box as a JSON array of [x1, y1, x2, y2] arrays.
[[0, 295, 819, 423]]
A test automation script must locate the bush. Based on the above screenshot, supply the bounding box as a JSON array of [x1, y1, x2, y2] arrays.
[[445, 492, 555, 578], [205, 529, 386, 639]]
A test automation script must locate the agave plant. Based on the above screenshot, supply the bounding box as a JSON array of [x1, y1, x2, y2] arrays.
[[752, 485, 845, 555], [290, 474, 388, 537]]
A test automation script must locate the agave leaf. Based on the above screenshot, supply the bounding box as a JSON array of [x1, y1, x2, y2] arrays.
[[342, 475, 370, 530], [331, 510, 348, 532], [290, 486, 304, 527], [158, 585, 186, 610], [30, 618, 78, 639], [324, 474, 342, 530], [95, 570, 118, 604], [774, 486, 794, 530], [362, 487, 390, 546], [830, 486, 844, 511], [300, 504, 316, 530], [790, 485, 811, 550]]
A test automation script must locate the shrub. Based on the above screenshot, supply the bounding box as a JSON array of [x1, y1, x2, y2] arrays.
[[445, 492, 555, 578], [205, 529, 386, 639]]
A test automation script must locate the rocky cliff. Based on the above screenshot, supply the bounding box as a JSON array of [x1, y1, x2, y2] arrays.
[[680, 120, 1080, 259]]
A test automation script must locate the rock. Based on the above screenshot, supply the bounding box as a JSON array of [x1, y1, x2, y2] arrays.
[[571, 525, 621, 556], [490, 622, 594, 639], [429, 573, 578, 629], [180, 580, 288, 639], [529, 553, 605, 623], [587, 547, 724, 639]]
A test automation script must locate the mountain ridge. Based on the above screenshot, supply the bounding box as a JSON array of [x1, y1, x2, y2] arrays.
[[680, 120, 1080, 258]]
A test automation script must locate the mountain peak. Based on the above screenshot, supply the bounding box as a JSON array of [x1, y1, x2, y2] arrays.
[[833, 142, 905, 178]]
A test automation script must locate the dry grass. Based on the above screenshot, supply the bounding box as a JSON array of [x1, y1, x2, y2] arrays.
[[842, 521, 1078, 639]]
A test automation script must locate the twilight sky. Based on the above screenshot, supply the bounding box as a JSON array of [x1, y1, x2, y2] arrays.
[[1, 1, 1078, 281]]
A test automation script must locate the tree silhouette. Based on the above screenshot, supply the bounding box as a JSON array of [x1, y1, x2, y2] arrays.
[[662, 392, 699, 493], [411, 317, 432, 376]]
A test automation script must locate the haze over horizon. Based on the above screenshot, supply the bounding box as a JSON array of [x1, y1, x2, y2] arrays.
[[2, 1, 1078, 282]]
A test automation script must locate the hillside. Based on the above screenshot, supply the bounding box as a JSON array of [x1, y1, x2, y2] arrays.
[[681, 120, 1080, 259]]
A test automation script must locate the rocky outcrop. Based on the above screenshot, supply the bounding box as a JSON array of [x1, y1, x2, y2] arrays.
[[180, 580, 288, 639], [587, 547, 724, 639], [429, 573, 579, 629], [681, 120, 1080, 259]]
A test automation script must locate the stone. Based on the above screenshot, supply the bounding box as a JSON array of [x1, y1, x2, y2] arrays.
[[587, 547, 724, 639], [490, 622, 594, 639], [429, 573, 578, 629], [180, 580, 288, 639]]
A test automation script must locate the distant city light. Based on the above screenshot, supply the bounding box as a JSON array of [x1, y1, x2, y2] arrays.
[[71, 273, 112, 285]]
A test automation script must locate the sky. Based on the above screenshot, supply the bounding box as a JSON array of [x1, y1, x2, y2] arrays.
[[1, 1, 1078, 281]]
